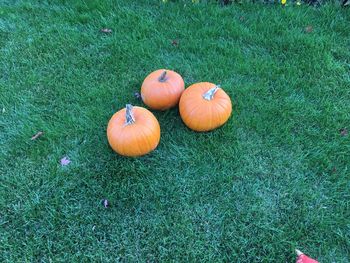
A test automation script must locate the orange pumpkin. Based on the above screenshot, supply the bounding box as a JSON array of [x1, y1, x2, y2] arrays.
[[179, 82, 232, 132], [141, 69, 185, 110], [107, 104, 160, 157]]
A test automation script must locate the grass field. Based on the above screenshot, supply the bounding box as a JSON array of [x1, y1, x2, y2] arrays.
[[1, 0, 350, 262]]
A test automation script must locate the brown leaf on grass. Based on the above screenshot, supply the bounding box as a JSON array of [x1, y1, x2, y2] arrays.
[[340, 128, 348, 136], [171, 39, 179, 46], [31, 131, 43, 140], [239, 16, 245, 21], [100, 28, 112, 33], [305, 25, 313, 33]]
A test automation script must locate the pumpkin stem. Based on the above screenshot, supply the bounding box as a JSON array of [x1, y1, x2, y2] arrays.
[[295, 249, 304, 256], [158, 70, 168, 82], [125, 104, 135, 125], [203, 85, 220, 101]]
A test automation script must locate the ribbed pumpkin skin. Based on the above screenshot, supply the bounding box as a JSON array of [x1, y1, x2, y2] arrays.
[[179, 82, 232, 132], [107, 106, 160, 157], [141, 69, 185, 110]]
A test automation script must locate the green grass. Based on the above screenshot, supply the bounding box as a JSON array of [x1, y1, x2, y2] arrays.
[[1, 0, 350, 262]]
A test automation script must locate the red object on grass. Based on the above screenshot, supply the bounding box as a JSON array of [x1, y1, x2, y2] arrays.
[[296, 249, 319, 263]]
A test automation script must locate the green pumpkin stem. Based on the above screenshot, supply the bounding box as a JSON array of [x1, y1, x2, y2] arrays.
[[158, 70, 167, 82], [203, 85, 220, 101], [125, 104, 135, 125]]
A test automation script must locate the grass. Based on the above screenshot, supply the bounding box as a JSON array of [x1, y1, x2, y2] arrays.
[[1, 0, 350, 261]]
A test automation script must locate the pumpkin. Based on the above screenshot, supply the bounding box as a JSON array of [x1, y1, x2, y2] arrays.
[[296, 249, 319, 263], [141, 69, 185, 110], [107, 104, 160, 157], [179, 82, 232, 132]]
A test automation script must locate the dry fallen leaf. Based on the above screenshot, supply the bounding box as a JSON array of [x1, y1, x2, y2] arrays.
[[340, 128, 348, 136], [100, 28, 112, 33], [239, 16, 245, 22], [305, 25, 313, 33], [60, 156, 71, 166], [31, 131, 43, 141]]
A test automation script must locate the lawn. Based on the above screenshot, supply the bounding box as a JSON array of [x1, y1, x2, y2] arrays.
[[1, 0, 350, 262]]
